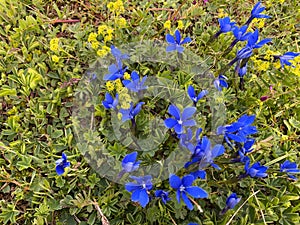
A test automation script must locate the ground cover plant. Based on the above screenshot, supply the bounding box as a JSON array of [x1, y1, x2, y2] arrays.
[[0, 0, 300, 224]]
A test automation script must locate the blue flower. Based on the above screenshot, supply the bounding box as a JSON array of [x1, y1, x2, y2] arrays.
[[213, 75, 228, 91], [280, 160, 300, 180], [185, 136, 225, 170], [187, 85, 208, 105], [155, 190, 171, 204], [179, 128, 195, 152], [110, 45, 129, 70], [221, 193, 241, 214], [169, 174, 208, 210], [232, 25, 252, 41], [244, 161, 268, 178], [188, 223, 199, 225], [122, 152, 141, 173], [190, 170, 206, 180], [275, 52, 300, 68], [246, 2, 271, 25], [166, 29, 192, 53], [119, 102, 144, 122], [218, 114, 257, 143], [164, 105, 196, 134], [237, 63, 248, 77], [104, 63, 127, 81], [246, 30, 272, 49], [102, 93, 119, 110], [125, 175, 153, 207], [122, 71, 148, 92], [218, 17, 236, 33], [55, 152, 70, 175]]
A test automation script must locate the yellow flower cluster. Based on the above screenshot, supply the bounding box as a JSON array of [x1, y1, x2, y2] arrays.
[[50, 38, 59, 51], [123, 72, 131, 80], [251, 18, 265, 29], [119, 88, 131, 109], [177, 20, 184, 30], [97, 46, 110, 58], [107, 0, 125, 15], [115, 17, 127, 28], [51, 55, 60, 63], [288, 56, 300, 76], [218, 8, 228, 18]]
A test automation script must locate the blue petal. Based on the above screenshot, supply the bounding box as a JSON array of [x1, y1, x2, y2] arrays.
[[182, 107, 196, 120], [182, 175, 194, 187], [56, 165, 65, 175], [182, 192, 194, 210], [176, 46, 184, 53], [188, 85, 196, 99], [166, 45, 177, 52], [185, 186, 208, 198], [169, 174, 181, 189], [125, 183, 141, 192], [166, 34, 175, 44], [139, 189, 149, 207], [131, 189, 142, 201], [175, 30, 181, 44], [164, 118, 178, 128], [181, 37, 192, 45], [182, 119, 196, 126], [168, 105, 181, 119], [211, 144, 225, 158], [131, 71, 140, 81], [227, 133, 246, 143], [132, 102, 144, 116], [122, 152, 137, 164], [174, 124, 183, 134]]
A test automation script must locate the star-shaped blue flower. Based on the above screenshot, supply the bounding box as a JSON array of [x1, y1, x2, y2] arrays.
[[169, 174, 208, 210], [125, 175, 153, 207], [280, 160, 300, 180], [218, 17, 236, 33], [104, 63, 127, 81], [155, 190, 171, 204], [187, 85, 208, 105], [122, 71, 147, 93], [246, 2, 271, 25], [55, 152, 71, 175], [102, 93, 119, 110], [213, 75, 228, 91], [164, 105, 196, 134], [232, 25, 252, 41], [276, 52, 300, 68], [122, 152, 141, 173], [166, 29, 192, 53], [244, 161, 268, 178], [119, 102, 144, 122]]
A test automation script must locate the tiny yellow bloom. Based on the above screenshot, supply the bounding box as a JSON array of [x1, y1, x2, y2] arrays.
[[123, 72, 131, 80], [115, 17, 127, 28], [102, 46, 110, 52], [113, 0, 125, 15], [218, 8, 228, 18], [91, 41, 99, 49], [273, 61, 281, 69], [50, 38, 59, 51], [164, 20, 171, 30], [98, 25, 108, 35], [107, 2, 115, 11], [177, 20, 184, 30], [106, 81, 115, 91], [115, 79, 123, 92], [97, 49, 108, 57], [88, 32, 98, 42], [104, 34, 113, 42], [106, 28, 114, 35], [117, 112, 123, 120], [51, 55, 60, 63]]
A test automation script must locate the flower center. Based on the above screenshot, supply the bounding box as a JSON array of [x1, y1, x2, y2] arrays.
[[179, 185, 185, 192], [178, 120, 183, 125]]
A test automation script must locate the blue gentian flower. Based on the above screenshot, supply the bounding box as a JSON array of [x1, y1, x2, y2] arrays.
[[244, 161, 268, 178], [274, 52, 300, 68], [246, 30, 272, 49], [166, 29, 192, 53], [122, 152, 140, 173], [218, 17, 236, 33], [188, 223, 199, 225], [119, 102, 144, 122], [214, 75, 228, 91], [185, 136, 225, 170], [155, 190, 171, 204], [122, 71, 147, 92], [232, 25, 252, 41], [221, 193, 241, 214], [110, 45, 129, 67], [280, 160, 300, 180], [237, 63, 248, 77], [217, 114, 257, 143], [187, 85, 208, 105], [246, 2, 271, 25], [102, 93, 119, 110], [125, 175, 153, 208], [164, 105, 196, 134], [169, 174, 208, 210], [104, 63, 127, 81], [179, 128, 195, 152], [55, 152, 70, 175]]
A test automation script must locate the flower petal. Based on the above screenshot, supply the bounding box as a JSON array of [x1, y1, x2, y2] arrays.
[[182, 107, 196, 120], [164, 118, 178, 129], [182, 175, 194, 187], [168, 105, 181, 119], [169, 174, 181, 189], [182, 192, 194, 210], [185, 186, 208, 198]]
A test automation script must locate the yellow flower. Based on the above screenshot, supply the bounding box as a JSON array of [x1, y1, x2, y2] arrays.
[[257, 61, 270, 72], [106, 81, 115, 91], [106, 28, 114, 35], [115, 79, 123, 92], [107, 2, 114, 11], [164, 20, 171, 30], [91, 41, 99, 49], [117, 112, 123, 120], [123, 72, 131, 80], [98, 25, 108, 35], [50, 38, 59, 51], [102, 46, 110, 52], [274, 61, 281, 69], [218, 8, 228, 18], [104, 34, 113, 42], [115, 17, 127, 28], [177, 20, 184, 30], [113, 0, 125, 15], [97, 49, 108, 57], [88, 32, 98, 42], [51, 55, 60, 63]]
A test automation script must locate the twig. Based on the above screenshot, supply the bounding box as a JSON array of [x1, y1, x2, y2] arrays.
[[93, 200, 110, 225], [168, 211, 177, 225], [50, 19, 80, 24], [189, 197, 203, 213], [148, 8, 175, 12], [74, 215, 81, 223], [226, 190, 260, 225], [252, 188, 267, 225]]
